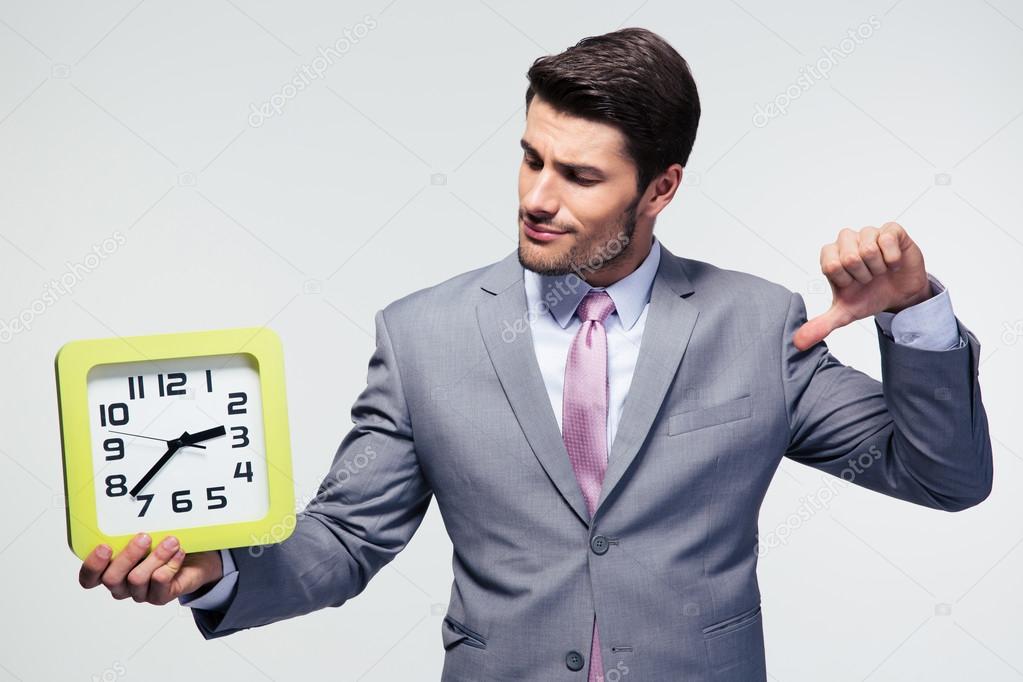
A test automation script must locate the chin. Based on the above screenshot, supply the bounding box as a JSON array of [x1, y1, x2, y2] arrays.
[[518, 237, 577, 276]]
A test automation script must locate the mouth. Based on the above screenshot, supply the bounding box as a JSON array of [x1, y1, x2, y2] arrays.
[[522, 217, 569, 242]]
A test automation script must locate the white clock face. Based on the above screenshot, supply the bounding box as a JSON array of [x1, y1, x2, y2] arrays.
[[85, 354, 269, 536]]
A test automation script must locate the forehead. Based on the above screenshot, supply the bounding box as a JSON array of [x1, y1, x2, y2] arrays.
[[523, 96, 629, 164]]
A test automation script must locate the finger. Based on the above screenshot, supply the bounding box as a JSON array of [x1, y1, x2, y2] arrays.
[[857, 226, 887, 277], [878, 223, 904, 270], [880, 220, 908, 246], [837, 228, 872, 284], [793, 305, 852, 351], [127, 535, 180, 603], [820, 243, 854, 288], [101, 532, 151, 600], [148, 549, 187, 605], [80, 544, 113, 589]]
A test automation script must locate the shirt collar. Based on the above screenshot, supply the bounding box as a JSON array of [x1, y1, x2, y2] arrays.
[[527, 234, 661, 331]]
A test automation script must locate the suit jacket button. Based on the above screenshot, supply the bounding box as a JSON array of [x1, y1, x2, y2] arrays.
[[590, 534, 609, 555], [566, 650, 585, 671]]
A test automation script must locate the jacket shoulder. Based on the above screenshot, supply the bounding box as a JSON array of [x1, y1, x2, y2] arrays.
[[378, 252, 510, 326], [677, 255, 795, 310]]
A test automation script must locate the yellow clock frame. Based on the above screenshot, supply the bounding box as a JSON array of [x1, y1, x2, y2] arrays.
[[55, 326, 295, 560]]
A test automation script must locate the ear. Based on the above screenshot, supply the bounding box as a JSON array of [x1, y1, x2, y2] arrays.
[[641, 164, 684, 219]]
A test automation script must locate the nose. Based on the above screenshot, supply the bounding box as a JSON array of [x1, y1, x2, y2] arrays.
[[521, 169, 559, 220]]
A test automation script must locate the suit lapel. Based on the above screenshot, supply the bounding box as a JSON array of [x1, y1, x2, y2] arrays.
[[594, 246, 698, 519], [475, 244, 699, 527], [476, 251, 592, 526]]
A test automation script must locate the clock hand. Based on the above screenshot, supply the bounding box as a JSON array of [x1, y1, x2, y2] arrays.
[[179, 425, 227, 447], [126, 427, 226, 498], [129, 442, 180, 498], [107, 429, 206, 449]]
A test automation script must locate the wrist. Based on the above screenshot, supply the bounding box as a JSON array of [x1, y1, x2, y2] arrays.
[[212, 548, 223, 581], [883, 281, 933, 314]]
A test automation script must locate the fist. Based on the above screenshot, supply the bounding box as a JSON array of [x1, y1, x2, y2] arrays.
[[79, 533, 223, 605], [793, 222, 932, 351]]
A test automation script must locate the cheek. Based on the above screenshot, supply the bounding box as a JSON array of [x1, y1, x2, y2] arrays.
[[517, 164, 534, 201], [570, 196, 617, 232]]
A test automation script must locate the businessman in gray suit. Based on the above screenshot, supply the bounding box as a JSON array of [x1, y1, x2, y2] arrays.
[[79, 27, 993, 680]]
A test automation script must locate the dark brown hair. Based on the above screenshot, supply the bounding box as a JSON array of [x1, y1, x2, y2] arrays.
[[525, 27, 701, 194]]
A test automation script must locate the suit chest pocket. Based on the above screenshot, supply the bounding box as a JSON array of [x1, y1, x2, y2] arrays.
[[667, 394, 752, 436]]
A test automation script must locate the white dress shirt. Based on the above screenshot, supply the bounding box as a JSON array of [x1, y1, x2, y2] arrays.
[[180, 234, 961, 611]]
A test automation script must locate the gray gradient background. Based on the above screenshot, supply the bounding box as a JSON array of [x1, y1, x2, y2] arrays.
[[1, 0, 1021, 680]]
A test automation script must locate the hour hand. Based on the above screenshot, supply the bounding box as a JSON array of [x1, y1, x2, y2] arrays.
[[179, 425, 227, 448]]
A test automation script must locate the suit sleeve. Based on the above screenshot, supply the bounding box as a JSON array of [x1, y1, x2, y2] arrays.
[[190, 309, 434, 639], [780, 291, 993, 512]]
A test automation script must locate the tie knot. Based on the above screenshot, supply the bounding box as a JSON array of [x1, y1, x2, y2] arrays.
[[576, 290, 616, 324]]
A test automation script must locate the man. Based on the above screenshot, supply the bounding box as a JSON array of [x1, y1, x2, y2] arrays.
[[78, 27, 992, 680]]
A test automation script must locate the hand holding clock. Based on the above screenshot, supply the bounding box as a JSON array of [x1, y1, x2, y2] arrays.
[[59, 327, 292, 608], [79, 533, 223, 605], [80, 425, 229, 603]]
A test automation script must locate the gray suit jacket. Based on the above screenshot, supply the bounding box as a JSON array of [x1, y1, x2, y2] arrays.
[[191, 243, 992, 680]]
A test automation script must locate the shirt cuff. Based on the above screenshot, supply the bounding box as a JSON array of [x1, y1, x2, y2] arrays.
[[178, 548, 238, 612], [874, 273, 964, 350]]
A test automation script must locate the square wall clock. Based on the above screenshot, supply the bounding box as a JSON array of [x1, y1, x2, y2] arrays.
[[55, 327, 295, 560]]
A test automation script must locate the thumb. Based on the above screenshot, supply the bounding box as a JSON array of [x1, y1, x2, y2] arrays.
[[152, 551, 212, 603], [792, 304, 847, 351]]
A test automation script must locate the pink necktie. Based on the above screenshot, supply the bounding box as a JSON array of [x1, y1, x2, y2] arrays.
[[562, 290, 616, 682]]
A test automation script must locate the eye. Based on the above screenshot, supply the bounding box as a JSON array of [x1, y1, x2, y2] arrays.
[[523, 155, 542, 170], [567, 172, 597, 186]]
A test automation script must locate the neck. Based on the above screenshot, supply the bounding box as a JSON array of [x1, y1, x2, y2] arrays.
[[579, 233, 654, 288]]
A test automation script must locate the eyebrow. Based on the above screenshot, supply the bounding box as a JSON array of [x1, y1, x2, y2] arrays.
[[520, 139, 607, 179]]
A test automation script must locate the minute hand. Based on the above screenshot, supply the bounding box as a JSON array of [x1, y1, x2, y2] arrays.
[[129, 443, 180, 498]]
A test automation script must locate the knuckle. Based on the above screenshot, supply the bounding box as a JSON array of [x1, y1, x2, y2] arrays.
[[822, 260, 843, 276], [840, 253, 860, 268], [126, 572, 147, 589]]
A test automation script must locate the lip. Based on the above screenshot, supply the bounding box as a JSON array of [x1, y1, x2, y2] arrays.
[[523, 218, 569, 242]]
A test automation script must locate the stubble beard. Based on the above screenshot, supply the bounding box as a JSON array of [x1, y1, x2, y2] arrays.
[[517, 195, 639, 280]]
